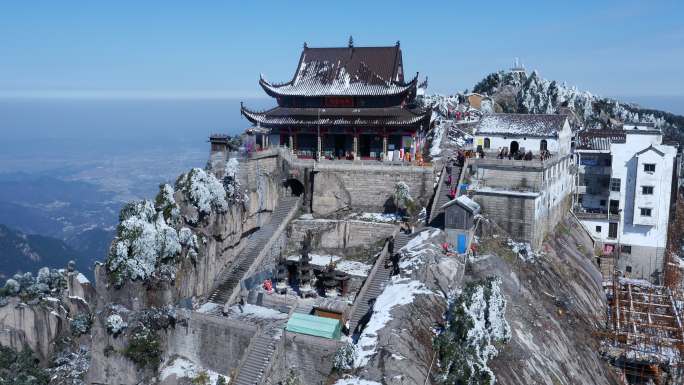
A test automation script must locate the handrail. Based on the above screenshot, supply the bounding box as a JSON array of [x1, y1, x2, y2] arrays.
[[348, 232, 393, 330], [428, 165, 449, 225]]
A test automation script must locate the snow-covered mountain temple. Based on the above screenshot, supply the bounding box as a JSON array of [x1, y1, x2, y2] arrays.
[[1, 41, 684, 385], [241, 39, 431, 161]]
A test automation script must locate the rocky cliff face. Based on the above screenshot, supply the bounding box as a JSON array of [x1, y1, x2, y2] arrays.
[[85, 157, 283, 384], [0, 268, 94, 367], [341, 229, 464, 385], [97, 157, 282, 310], [470, 218, 620, 385]]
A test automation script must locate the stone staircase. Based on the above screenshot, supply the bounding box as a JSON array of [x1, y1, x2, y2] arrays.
[[428, 165, 462, 227], [207, 196, 300, 305], [232, 327, 282, 385], [349, 232, 411, 333]]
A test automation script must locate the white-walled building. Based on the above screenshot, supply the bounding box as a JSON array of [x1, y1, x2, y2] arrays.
[[574, 123, 678, 282], [473, 113, 573, 157], [467, 114, 574, 249]]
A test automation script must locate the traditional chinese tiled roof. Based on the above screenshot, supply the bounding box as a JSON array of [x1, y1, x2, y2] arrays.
[[241, 105, 431, 127], [474, 114, 568, 137], [259, 45, 417, 97]]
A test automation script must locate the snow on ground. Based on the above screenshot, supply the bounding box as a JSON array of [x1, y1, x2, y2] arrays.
[[618, 277, 654, 288], [227, 304, 287, 320], [288, 254, 372, 277], [288, 253, 340, 266], [354, 276, 434, 367], [75, 273, 90, 285], [160, 356, 229, 384], [430, 121, 448, 158], [196, 302, 220, 314], [335, 260, 372, 277], [507, 239, 535, 261], [398, 229, 442, 274], [351, 212, 401, 223], [334, 377, 382, 385]]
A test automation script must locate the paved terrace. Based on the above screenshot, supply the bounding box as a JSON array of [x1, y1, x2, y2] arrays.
[[247, 146, 434, 170], [471, 150, 566, 171]]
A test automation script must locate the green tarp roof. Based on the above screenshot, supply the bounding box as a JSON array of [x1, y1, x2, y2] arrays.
[[286, 313, 341, 339]]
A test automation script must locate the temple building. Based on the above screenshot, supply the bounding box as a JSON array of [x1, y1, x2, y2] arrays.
[[241, 40, 431, 161]]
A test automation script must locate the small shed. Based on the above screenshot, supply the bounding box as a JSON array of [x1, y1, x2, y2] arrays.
[[286, 313, 342, 340], [442, 195, 481, 253]]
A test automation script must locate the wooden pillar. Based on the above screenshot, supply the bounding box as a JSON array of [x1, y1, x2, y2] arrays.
[[317, 132, 322, 160], [290, 134, 295, 153], [353, 134, 359, 160], [382, 135, 388, 159]]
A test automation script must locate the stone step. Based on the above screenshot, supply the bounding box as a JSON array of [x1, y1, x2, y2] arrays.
[[205, 196, 299, 308]]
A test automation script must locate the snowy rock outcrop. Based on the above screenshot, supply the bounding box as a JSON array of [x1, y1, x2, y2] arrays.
[[351, 229, 464, 385], [472, 69, 683, 135], [468, 219, 621, 385], [0, 267, 94, 365]]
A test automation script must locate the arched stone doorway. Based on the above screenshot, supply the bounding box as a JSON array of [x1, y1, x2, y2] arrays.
[[284, 178, 305, 197]]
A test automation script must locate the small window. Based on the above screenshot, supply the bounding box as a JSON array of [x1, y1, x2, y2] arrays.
[[644, 164, 656, 172], [621, 245, 632, 254], [640, 208, 652, 217], [595, 225, 602, 233], [600, 200, 606, 206], [610, 178, 621, 192], [642, 186, 654, 195], [626, 265, 632, 273]]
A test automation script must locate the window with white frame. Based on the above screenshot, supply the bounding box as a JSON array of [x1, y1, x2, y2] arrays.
[[640, 207, 652, 217], [643, 163, 656, 172]]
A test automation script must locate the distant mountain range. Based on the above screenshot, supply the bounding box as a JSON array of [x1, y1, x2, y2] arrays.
[[0, 224, 97, 280], [0, 173, 119, 280]]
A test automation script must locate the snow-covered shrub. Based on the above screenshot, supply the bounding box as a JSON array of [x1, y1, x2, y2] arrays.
[[106, 200, 181, 286], [3, 279, 20, 295], [70, 313, 92, 336], [223, 158, 248, 204], [48, 346, 90, 385], [155, 183, 180, 224], [333, 342, 357, 371], [434, 277, 510, 385], [176, 168, 228, 218], [2, 268, 66, 298], [393, 181, 416, 215], [106, 314, 127, 336], [124, 326, 161, 369], [179, 227, 198, 248]]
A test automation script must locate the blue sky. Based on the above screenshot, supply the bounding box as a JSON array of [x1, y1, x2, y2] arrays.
[[1, 0, 683, 98]]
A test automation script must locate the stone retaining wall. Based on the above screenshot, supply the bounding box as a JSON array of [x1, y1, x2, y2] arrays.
[[163, 311, 257, 376], [311, 164, 434, 215], [288, 219, 397, 251]]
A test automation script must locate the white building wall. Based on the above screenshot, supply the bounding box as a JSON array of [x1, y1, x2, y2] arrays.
[[577, 129, 676, 281], [474, 120, 572, 155]]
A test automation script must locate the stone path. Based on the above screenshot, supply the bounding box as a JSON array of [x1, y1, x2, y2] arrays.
[[349, 232, 411, 333], [428, 164, 462, 227], [207, 196, 300, 306], [232, 326, 283, 385]]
